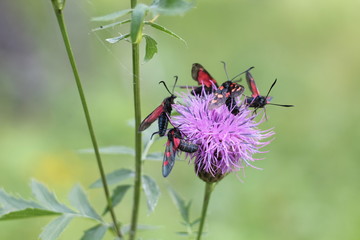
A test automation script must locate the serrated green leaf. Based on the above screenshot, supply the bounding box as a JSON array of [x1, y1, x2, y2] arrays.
[[90, 169, 135, 188], [0, 189, 42, 210], [80, 224, 108, 240], [31, 180, 74, 214], [150, 0, 193, 16], [103, 185, 131, 215], [145, 22, 186, 45], [39, 215, 74, 240], [69, 184, 101, 221], [0, 208, 60, 221], [143, 35, 158, 62], [92, 9, 132, 22], [142, 175, 160, 214], [131, 4, 149, 43], [92, 19, 131, 32], [79, 145, 135, 155], [106, 33, 131, 44], [167, 187, 190, 223]]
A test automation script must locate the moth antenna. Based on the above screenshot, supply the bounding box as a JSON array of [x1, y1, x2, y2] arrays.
[[221, 61, 230, 81], [264, 79, 277, 100], [159, 81, 172, 95], [268, 103, 295, 107], [172, 76, 178, 94], [231, 66, 255, 81]]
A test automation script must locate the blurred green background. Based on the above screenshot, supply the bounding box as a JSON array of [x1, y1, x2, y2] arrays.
[[1, 0, 360, 239]]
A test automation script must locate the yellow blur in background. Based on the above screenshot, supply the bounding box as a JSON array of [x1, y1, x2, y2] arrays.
[[1, 0, 359, 239]]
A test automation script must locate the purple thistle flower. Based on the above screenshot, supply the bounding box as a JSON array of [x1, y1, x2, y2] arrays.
[[172, 89, 274, 182]]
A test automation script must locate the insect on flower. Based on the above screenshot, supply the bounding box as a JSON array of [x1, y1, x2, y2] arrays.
[[244, 70, 294, 113], [162, 128, 198, 177], [190, 63, 218, 95], [208, 64, 253, 111], [138, 76, 178, 137]]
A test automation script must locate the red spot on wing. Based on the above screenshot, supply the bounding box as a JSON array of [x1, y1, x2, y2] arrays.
[[163, 160, 169, 166], [173, 138, 181, 149]]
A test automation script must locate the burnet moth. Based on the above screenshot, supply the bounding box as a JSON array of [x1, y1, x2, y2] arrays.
[[208, 63, 253, 112], [162, 128, 198, 177], [244, 70, 294, 112], [190, 63, 219, 95], [138, 76, 178, 137]]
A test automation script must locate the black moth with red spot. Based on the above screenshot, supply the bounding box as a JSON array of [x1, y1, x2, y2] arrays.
[[208, 65, 255, 114], [244, 70, 294, 112], [191, 63, 218, 95], [162, 128, 198, 177], [138, 77, 178, 137]]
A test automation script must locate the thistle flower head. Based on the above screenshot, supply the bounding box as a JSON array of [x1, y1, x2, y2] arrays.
[[172, 89, 274, 182]]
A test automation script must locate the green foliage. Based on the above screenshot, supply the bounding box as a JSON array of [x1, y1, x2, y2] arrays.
[[142, 175, 160, 214], [131, 4, 149, 44], [80, 224, 108, 240], [39, 215, 74, 240], [0, 180, 106, 240], [150, 0, 194, 15], [168, 187, 199, 237], [103, 185, 132, 215], [91, 0, 189, 62], [144, 35, 158, 62], [145, 22, 186, 45], [89, 169, 135, 188], [106, 34, 131, 44]]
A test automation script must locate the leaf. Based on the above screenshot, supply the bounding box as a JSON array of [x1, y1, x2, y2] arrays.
[[39, 215, 74, 240], [79, 145, 135, 156], [92, 19, 131, 32], [80, 224, 108, 240], [0, 189, 42, 210], [90, 169, 135, 188], [131, 4, 149, 43], [103, 185, 132, 215], [0, 208, 60, 221], [150, 0, 193, 16], [143, 35, 158, 62], [145, 22, 186, 45], [142, 175, 160, 214], [167, 187, 190, 223], [69, 184, 101, 221], [31, 180, 74, 214], [91, 9, 133, 22], [106, 33, 131, 44]]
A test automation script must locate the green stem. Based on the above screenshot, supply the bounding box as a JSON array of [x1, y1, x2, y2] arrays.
[[129, 1, 143, 240], [50, 1, 122, 238], [129, 33, 143, 240], [197, 182, 215, 240]]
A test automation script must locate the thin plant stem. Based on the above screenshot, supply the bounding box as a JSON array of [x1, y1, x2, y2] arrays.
[[197, 182, 215, 240], [50, 1, 122, 238], [129, 1, 143, 239]]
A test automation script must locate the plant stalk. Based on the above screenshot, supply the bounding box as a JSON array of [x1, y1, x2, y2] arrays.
[[197, 182, 215, 240], [129, 1, 143, 240], [50, 1, 122, 238]]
